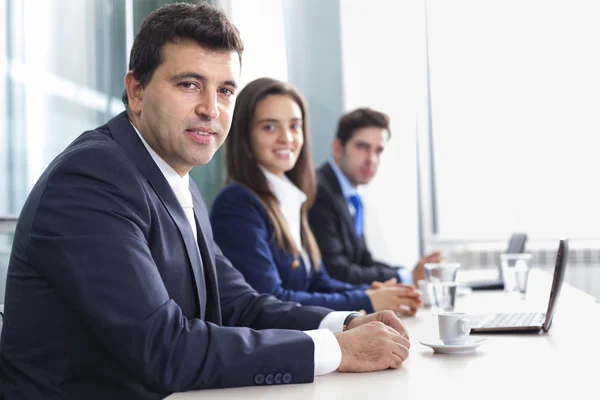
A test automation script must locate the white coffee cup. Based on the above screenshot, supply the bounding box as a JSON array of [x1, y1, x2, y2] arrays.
[[438, 312, 471, 345]]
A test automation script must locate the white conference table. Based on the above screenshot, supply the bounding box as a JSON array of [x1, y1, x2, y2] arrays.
[[170, 269, 600, 400]]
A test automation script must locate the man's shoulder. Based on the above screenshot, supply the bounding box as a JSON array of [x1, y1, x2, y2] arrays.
[[31, 123, 144, 205], [49, 130, 128, 177], [315, 162, 331, 181], [57, 113, 131, 170], [314, 164, 341, 201]]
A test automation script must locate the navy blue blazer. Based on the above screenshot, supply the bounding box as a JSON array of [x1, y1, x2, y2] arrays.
[[0, 112, 332, 400], [308, 162, 400, 284], [210, 183, 374, 313]]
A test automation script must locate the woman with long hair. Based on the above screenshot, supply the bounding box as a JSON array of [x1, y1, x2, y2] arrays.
[[210, 77, 421, 314]]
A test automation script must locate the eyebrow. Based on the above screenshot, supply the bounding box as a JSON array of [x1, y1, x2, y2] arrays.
[[170, 72, 238, 90], [257, 118, 303, 124]]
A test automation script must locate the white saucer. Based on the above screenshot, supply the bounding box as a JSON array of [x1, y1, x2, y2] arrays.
[[419, 338, 487, 354]]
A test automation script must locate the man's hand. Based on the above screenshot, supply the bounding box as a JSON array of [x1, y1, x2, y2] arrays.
[[365, 285, 423, 316], [412, 251, 442, 282], [346, 310, 409, 339], [335, 315, 410, 372]]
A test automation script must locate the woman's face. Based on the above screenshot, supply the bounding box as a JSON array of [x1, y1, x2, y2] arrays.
[[249, 94, 304, 177]]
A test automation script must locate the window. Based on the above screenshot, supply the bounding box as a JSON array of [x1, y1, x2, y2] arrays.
[[426, 0, 600, 240], [0, 0, 224, 301]]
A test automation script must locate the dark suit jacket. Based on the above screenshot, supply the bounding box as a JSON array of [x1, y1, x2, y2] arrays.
[[0, 112, 331, 400], [210, 184, 373, 313], [308, 162, 400, 285]]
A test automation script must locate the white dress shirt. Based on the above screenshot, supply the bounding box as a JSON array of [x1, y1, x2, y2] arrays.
[[261, 167, 352, 375], [132, 124, 350, 376], [132, 125, 197, 239]]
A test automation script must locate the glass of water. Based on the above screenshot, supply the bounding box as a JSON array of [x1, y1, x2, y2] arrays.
[[501, 253, 532, 294], [424, 262, 460, 311]]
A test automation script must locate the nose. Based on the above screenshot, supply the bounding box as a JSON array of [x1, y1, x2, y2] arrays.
[[195, 91, 220, 120], [278, 128, 293, 144], [368, 150, 378, 165]]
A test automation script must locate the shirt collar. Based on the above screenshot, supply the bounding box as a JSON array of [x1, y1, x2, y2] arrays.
[[131, 121, 190, 191], [260, 166, 307, 205], [328, 159, 358, 199]]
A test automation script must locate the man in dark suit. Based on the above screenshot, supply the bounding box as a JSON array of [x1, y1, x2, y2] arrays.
[[309, 108, 440, 286], [0, 4, 411, 400]]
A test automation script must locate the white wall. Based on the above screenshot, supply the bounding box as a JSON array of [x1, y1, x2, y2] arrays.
[[339, 0, 426, 267], [426, 0, 600, 240], [228, 0, 289, 88]]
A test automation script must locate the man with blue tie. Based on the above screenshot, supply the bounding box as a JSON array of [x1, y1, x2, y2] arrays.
[[0, 4, 412, 400], [309, 108, 440, 286]]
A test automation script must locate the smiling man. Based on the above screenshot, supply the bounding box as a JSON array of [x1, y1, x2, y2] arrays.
[[0, 4, 412, 400], [309, 108, 440, 286]]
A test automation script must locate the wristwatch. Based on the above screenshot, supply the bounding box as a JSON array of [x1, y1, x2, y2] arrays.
[[342, 312, 362, 331]]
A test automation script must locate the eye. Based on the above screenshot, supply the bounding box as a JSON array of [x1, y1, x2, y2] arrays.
[[219, 87, 235, 96], [261, 123, 277, 132], [178, 82, 199, 90], [290, 122, 302, 131]]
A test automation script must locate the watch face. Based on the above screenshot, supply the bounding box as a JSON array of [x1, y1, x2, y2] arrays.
[[343, 312, 361, 330]]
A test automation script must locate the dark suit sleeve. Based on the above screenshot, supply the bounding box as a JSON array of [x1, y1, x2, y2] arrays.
[[308, 184, 400, 285], [213, 246, 336, 329], [27, 146, 326, 392], [309, 265, 370, 294], [360, 246, 400, 274], [210, 186, 373, 313]]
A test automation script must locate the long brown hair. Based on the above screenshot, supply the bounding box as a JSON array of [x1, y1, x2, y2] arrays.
[[226, 77, 321, 270]]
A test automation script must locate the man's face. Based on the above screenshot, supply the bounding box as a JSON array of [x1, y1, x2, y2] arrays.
[[333, 126, 389, 187], [125, 40, 240, 175]]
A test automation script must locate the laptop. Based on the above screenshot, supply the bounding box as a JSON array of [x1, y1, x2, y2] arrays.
[[470, 239, 568, 333], [465, 233, 528, 290]]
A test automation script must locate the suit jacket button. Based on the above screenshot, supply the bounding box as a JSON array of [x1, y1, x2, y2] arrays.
[[274, 373, 282, 384], [254, 373, 265, 385], [283, 373, 292, 384], [265, 373, 274, 385]]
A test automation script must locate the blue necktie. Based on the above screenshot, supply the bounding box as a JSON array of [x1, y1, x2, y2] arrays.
[[348, 194, 363, 237]]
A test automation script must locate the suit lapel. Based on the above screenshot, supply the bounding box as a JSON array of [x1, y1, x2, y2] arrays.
[[108, 112, 207, 319], [190, 183, 222, 325], [321, 163, 361, 246]]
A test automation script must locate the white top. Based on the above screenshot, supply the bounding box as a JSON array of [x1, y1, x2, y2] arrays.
[[261, 167, 311, 274], [131, 123, 348, 376]]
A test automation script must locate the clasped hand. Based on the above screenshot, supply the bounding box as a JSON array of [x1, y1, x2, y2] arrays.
[[366, 278, 423, 316], [335, 310, 410, 372]]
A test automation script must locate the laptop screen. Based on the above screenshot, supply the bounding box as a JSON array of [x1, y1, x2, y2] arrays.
[[542, 239, 569, 331]]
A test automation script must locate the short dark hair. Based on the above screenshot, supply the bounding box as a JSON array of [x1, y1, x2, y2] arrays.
[[121, 2, 243, 107], [335, 108, 390, 146], [225, 77, 321, 269]]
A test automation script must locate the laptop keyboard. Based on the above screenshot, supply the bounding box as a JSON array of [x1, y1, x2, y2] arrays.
[[483, 312, 540, 328]]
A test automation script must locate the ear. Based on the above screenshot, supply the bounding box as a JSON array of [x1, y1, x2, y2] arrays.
[[332, 138, 343, 162], [124, 71, 144, 115]]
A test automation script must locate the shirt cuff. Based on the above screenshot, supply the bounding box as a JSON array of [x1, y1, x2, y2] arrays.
[[397, 267, 413, 284], [302, 311, 352, 376], [319, 311, 353, 333]]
